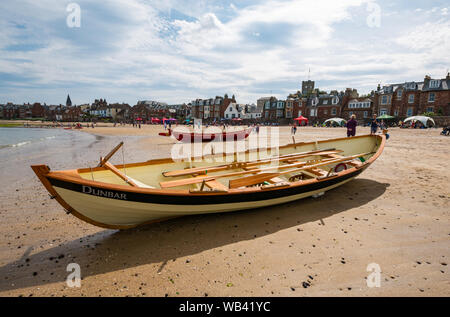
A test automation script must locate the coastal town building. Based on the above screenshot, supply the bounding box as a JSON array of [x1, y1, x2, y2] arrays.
[[244, 104, 263, 120], [130, 100, 168, 121], [374, 74, 450, 118], [418, 74, 450, 115], [224, 103, 243, 119], [89, 99, 131, 120], [262, 96, 278, 121], [293, 98, 305, 118], [341, 96, 374, 123], [223, 103, 262, 121], [190, 94, 236, 121], [285, 98, 294, 119], [257, 97, 271, 110], [389, 81, 423, 118], [306, 92, 346, 123], [31, 103, 46, 118]]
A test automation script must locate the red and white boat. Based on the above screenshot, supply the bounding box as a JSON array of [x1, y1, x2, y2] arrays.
[[159, 127, 253, 143]]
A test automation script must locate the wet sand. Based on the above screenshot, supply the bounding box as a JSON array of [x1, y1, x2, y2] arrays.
[[0, 125, 449, 297]]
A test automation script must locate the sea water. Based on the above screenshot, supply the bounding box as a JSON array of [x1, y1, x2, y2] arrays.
[[0, 127, 150, 187], [0, 127, 101, 183], [0, 127, 61, 149]]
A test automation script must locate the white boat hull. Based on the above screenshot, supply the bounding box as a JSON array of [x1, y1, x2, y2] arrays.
[[53, 176, 356, 227]]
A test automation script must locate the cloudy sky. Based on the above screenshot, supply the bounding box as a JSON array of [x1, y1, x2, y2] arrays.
[[0, 0, 449, 105]]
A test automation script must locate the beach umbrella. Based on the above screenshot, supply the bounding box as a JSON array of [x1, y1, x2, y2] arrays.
[[376, 114, 395, 120], [324, 118, 346, 126], [404, 116, 435, 126]]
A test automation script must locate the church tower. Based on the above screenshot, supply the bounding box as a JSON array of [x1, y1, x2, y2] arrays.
[[301, 80, 315, 95], [66, 94, 72, 107]]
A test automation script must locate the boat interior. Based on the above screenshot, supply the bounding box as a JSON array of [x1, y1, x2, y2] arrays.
[[71, 135, 382, 192]]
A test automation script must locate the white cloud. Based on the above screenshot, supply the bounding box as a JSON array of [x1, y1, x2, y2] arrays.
[[395, 19, 450, 51]]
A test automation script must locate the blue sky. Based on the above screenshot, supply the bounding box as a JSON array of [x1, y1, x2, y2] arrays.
[[0, 0, 449, 105]]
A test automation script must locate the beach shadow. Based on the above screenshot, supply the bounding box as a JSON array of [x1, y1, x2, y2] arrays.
[[0, 178, 389, 293]]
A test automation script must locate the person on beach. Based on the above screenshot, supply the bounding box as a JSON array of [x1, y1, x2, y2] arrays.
[[346, 114, 357, 137], [370, 114, 378, 135], [291, 124, 297, 135]]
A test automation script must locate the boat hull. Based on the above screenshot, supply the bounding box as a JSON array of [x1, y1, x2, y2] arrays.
[[50, 174, 358, 227]]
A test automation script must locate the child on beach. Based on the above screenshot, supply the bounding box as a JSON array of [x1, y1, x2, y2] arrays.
[[291, 125, 297, 135]]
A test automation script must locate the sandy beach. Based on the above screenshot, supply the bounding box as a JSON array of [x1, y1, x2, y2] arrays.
[[0, 125, 449, 297]]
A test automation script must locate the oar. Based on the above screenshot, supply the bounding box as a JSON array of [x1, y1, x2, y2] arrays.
[[160, 159, 330, 188], [103, 161, 138, 187], [162, 148, 341, 177], [98, 142, 123, 167], [159, 152, 371, 189], [228, 152, 371, 189]]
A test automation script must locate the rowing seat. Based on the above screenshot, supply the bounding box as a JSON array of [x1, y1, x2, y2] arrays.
[[323, 154, 363, 167], [268, 177, 285, 184], [189, 179, 229, 193], [126, 176, 155, 189], [301, 168, 327, 178], [261, 181, 290, 190], [309, 168, 328, 176], [205, 180, 229, 192]]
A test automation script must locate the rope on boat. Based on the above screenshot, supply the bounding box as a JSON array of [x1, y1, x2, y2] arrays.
[[121, 142, 128, 177]]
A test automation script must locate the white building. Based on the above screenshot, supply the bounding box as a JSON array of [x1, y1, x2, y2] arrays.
[[244, 104, 263, 119], [224, 103, 244, 119]]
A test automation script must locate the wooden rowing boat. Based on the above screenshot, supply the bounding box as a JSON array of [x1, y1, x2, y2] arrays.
[[159, 127, 253, 142], [31, 134, 385, 229]]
